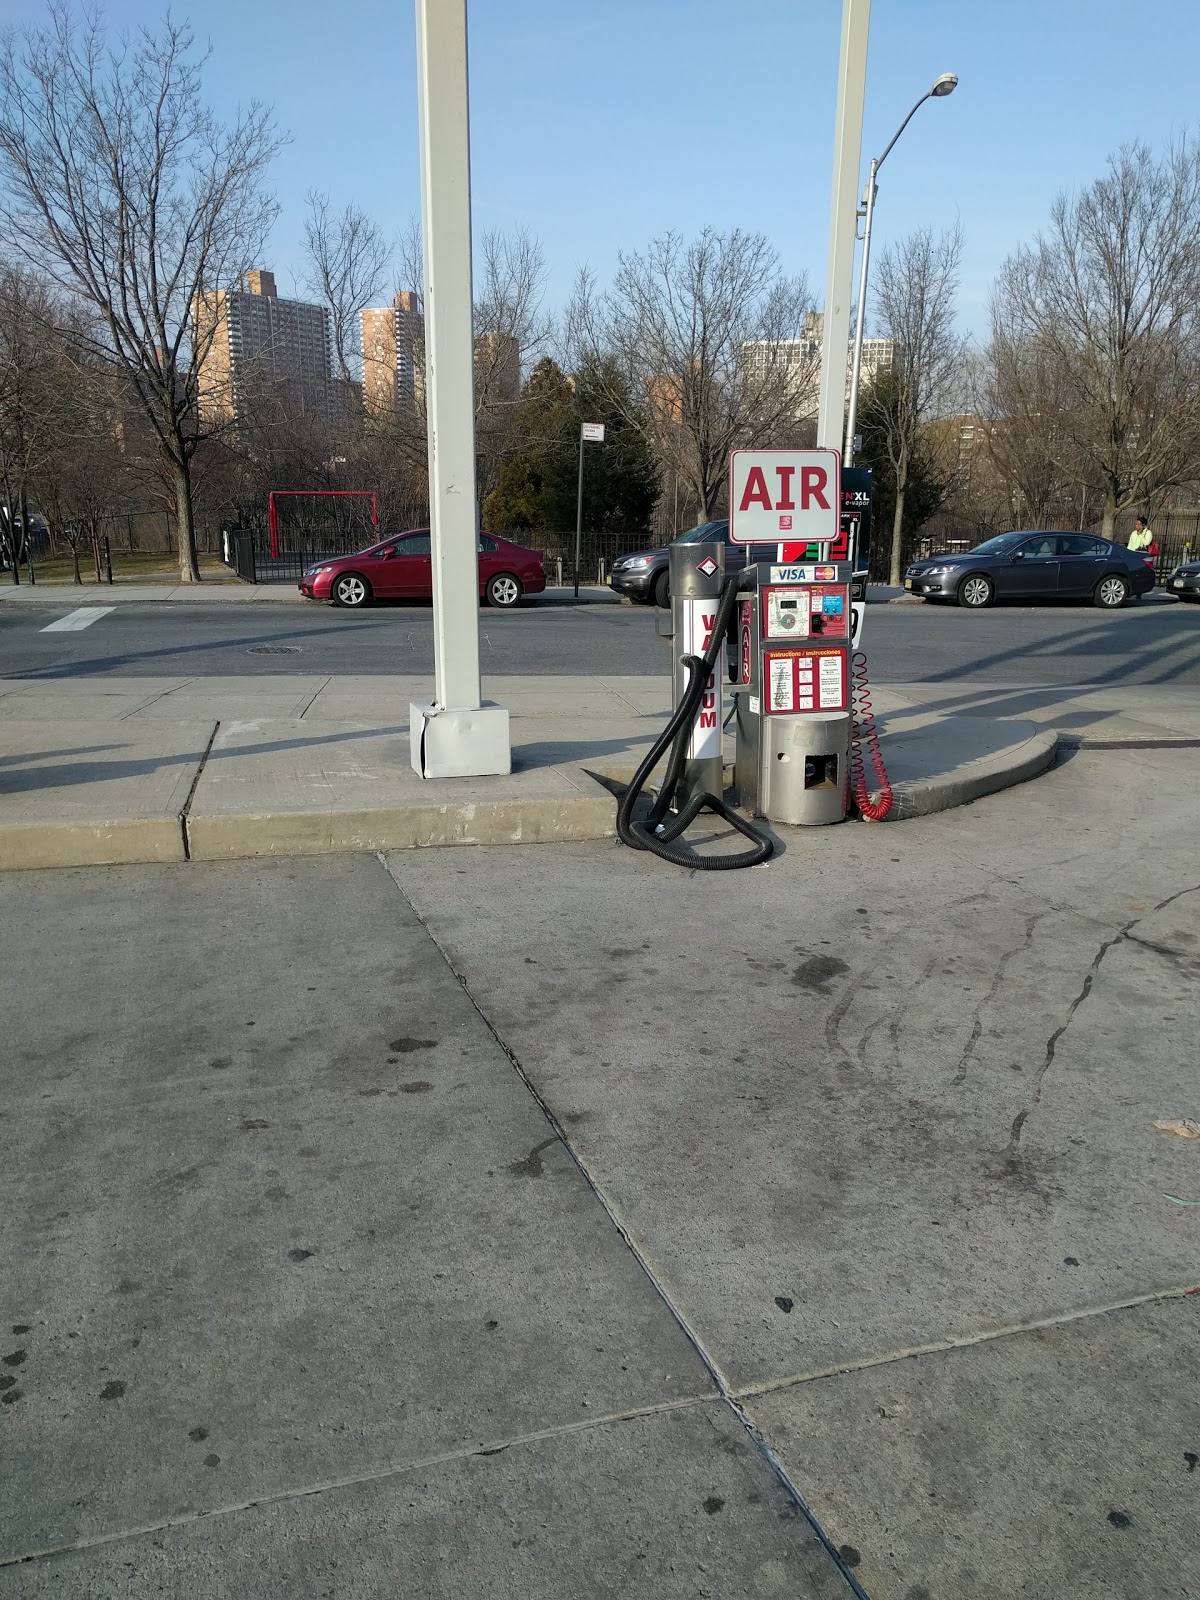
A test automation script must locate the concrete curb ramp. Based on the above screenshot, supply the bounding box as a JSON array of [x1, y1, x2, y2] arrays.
[[881, 724, 1058, 821]]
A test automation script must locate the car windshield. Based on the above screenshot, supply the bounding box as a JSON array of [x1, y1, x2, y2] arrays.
[[969, 533, 1026, 556], [674, 521, 729, 544]]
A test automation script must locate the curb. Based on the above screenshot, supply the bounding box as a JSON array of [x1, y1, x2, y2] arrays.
[[0, 727, 1063, 872], [881, 728, 1059, 821], [0, 817, 188, 870], [185, 793, 617, 860]]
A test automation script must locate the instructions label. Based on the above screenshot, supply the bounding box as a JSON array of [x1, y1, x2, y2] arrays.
[[763, 647, 848, 714]]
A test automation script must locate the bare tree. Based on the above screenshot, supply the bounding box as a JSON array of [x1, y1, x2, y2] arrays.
[[0, 264, 61, 580], [979, 341, 1088, 530], [380, 220, 550, 502], [866, 223, 964, 584], [0, 9, 283, 581], [569, 228, 817, 521], [302, 190, 390, 387], [989, 140, 1200, 540], [393, 214, 425, 304], [472, 226, 550, 501]]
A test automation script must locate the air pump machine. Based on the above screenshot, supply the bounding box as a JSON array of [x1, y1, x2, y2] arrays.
[[730, 558, 852, 826], [616, 449, 878, 868]]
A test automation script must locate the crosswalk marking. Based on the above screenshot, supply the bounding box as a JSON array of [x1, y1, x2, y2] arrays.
[[39, 607, 116, 633]]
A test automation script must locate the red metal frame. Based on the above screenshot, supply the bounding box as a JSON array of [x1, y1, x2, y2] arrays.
[[268, 490, 379, 559]]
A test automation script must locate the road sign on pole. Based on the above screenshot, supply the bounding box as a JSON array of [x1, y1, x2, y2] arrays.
[[573, 423, 605, 600], [729, 449, 841, 545]]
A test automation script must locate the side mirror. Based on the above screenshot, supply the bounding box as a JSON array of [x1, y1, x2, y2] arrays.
[[382, 549, 397, 560], [1011, 550, 1025, 561]]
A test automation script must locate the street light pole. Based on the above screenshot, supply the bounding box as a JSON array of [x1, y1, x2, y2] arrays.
[[843, 72, 957, 468], [843, 153, 879, 470]]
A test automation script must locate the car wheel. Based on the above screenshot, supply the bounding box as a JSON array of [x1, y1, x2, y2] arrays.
[[653, 570, 670, 609], [957, 572, 995, 609], [486, 572, 523, 608], [1094, 573, 1129, 609], [332, 572, 370, 608]]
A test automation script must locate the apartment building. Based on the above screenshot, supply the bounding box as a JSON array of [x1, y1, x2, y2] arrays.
[[742, 311, 896, 421], [195, 269, 333, 424], [362, 290, 425, 414], [360, 292, 520, 415]]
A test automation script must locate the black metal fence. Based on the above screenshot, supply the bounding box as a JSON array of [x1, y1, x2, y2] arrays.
[[499, 528, 656, 586], [221, 527, 381, 585], [222, 522, 658, 587], [904, 508, 1199, 583]]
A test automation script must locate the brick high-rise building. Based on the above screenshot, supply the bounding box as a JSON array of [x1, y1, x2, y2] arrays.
[[195, 269, 333, 424], [360, 295, 522, 417], [361, 291, 425, 415]]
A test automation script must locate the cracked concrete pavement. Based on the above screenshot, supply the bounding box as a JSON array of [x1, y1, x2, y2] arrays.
[[3, 739, 1199, 1596]]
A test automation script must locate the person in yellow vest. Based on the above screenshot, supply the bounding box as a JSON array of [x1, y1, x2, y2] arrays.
[[1128, 516, 1154, 552]]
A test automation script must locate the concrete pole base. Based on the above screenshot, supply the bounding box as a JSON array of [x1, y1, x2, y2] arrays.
[[410, 702, 512, 779]]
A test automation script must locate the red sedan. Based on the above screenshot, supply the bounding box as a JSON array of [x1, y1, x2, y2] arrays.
[[298, 529, 546, 608]]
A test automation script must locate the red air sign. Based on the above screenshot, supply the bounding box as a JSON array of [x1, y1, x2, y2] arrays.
[[729, 448, 841, 545]]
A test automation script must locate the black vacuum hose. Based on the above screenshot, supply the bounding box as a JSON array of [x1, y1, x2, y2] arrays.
[[617, 572, 773, 869]]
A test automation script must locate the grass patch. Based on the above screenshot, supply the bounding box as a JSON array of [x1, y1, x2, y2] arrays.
[[10, 551, 235, 586]]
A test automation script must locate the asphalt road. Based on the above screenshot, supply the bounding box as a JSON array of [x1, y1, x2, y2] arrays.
[[2, 589, 1199, 685]]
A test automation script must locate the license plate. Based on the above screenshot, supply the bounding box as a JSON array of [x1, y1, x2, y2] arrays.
[[904, 578, 913, 590]]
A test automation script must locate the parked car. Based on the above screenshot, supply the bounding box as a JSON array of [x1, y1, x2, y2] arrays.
[[609, 521, 783, 608], [1164, 560, 1200, 602], [299, 530, 546, 608], [903, 532, 1155, 609]]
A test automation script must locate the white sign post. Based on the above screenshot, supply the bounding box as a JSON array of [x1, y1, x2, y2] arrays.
[[729, 448, 841, 548]]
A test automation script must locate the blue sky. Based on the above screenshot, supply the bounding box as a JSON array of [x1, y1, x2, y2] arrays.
[[10, 0, 1200, 339]]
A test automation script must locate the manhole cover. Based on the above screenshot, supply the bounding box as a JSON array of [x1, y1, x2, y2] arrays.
[[247, 644, 302, 655]]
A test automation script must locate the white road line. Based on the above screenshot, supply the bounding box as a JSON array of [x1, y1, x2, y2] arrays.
[[39, 607, 116, 633]]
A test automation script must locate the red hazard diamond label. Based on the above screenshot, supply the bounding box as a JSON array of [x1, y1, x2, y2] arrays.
[[697, 557, 718, 577]]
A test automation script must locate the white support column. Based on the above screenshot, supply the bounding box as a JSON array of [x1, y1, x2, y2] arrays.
[[410, 0, 510, 778], [816, 0, 870, 451]]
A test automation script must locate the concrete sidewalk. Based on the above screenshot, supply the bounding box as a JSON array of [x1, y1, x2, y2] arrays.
[[0, 673, 1058, 869], [3, 745, 1199, 1596], [0, 855, 858, 1597], [0, 581, 623, 607]]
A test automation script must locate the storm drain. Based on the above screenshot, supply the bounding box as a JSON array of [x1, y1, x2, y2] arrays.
[[246, 644, 302, 655]]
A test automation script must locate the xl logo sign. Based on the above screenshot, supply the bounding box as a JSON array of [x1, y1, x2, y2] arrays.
[[729, 448, 841, 546]]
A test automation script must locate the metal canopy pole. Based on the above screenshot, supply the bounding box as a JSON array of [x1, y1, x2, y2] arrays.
[[410, 0, 510, 778], [816, 0, 870, 452]]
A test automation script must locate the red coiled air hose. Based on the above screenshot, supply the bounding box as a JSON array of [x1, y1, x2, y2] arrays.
[[850, 650, 894, 821]]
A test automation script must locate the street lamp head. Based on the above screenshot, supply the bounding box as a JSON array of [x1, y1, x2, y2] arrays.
[[931, 72, 958, 97]]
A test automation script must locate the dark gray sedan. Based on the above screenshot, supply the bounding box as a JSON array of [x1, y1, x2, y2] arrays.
[[904, 531, 1156, 609], [1164, 561, 1200, 602]]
